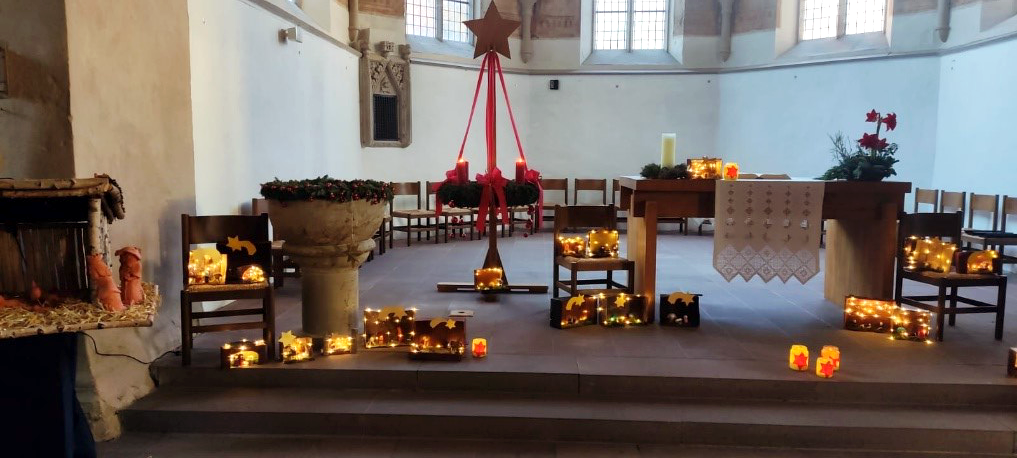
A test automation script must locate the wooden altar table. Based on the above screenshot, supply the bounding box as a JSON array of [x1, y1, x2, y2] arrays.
[[619, 177, 911, 320]]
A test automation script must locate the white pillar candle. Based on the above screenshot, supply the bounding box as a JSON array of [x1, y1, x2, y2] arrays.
[[660, 133, 677, 168]]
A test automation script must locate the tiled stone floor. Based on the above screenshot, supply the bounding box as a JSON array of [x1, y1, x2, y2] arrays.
[[184, 232, 1017, 385], [97, 433, 1014, 457]]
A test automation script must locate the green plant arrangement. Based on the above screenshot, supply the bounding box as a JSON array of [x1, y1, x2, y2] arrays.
[[818, 110, 900, 181], [436, 181, 540, 208], [640, 163, 689, 179], [260, 176, 394, 204]]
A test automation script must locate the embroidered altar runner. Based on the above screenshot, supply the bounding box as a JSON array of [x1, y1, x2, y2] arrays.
[[713, 180, 825, 283]]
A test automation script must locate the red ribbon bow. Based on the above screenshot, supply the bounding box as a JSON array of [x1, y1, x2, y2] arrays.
[[475, 168, 510, 232]]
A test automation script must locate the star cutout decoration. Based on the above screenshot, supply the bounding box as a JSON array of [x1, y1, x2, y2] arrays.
[[279, 330, 297, 348], [792, 352, 808, 370], [668, 291, 697, 305], [379, 306, 408, 319], [818, 360, 836, 378], [614, 295, 629, 308], [430, 318, 459, 329], [464, 2, 520, 59], [566, 295, 585, 311]]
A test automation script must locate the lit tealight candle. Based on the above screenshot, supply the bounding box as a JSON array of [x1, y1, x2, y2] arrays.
[[789, 344, 809, 371], [815, 356, 835, 378], [472, 338, 487, 358], [820, 345, 840, 371]]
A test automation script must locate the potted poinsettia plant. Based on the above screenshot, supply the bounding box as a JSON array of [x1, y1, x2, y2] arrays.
[[819, 109, 900, 181]]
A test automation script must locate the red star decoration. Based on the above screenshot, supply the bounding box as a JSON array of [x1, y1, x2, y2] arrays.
[[819, 361, 836, 378], [473, 341, 487, 356], [792, 352, 808, 370], [464, 2, 520, 59]]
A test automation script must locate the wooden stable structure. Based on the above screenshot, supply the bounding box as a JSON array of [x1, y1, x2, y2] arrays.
[[0, 177, 125, 301]]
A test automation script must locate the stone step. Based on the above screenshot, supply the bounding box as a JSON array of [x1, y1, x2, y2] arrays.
[[154, 351, 1017, 408], [122, 387, 1017, 454]]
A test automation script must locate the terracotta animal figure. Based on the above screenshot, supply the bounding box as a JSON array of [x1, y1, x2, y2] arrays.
[[115, 246, 144, 306], [87, 254, 125, 312]]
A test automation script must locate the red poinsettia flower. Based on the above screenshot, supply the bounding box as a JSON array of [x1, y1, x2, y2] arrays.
[[882, 112, 897, 131], [865, 109, 879, 122], [858, 133, 886, 150]]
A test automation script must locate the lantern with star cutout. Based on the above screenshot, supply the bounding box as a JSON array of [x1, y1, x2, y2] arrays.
[[363, 306, 417, 348], [597, 293, 649, 327], [278, 330, 314, 363], [586, 229, 619, 258], [723, 162, 740, 181], [550, 295, 597, 329], [815, 356, 836, 378], [789, 345, 809, 371], [820, 345, 840, 371], [471, 338, 487, 358], [409, 318, 467, 361], [322, 332, 355, 356], [954, 250, 1001, 274], [659, 291, 702, 327]]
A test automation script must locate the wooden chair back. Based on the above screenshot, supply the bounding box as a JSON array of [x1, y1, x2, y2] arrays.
[[913, 188, 938, 213], [540, 178, 569, 206], [425, 181, 441, 210], [553, 205, 617, 237], [1001, 196, 1017, 232], [181, 214, 271, 288], [897, 212, 963, 268], [938, 191, 966, 215], [967, 193, 1000, 231], [573, 179, 608, 205], [390, 181, 422, 212]]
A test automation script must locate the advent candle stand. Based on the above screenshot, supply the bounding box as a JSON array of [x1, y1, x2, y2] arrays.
[[435, 6, 547, 295]]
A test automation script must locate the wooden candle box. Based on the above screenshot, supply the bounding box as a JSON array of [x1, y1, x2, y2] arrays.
[[219, 339, 268, 369], [363, 307, 416, 348], [1008, 348, 1017, 377], [890, 307, 932, 342], [953, 250, 1002, 274], [658, 292, 701, 327], [597, 293, 650, 326], [843, 295, 895, 333], [550, 295, 597, 329], [409, 318, 466, 361]]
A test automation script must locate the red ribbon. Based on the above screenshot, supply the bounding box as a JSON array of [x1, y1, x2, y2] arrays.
[[475, 168, 510, 232], [523, 168, 544, 230]]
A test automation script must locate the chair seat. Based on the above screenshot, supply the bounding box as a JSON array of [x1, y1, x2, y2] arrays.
[[392, 209, 437, 218], [961, 231, 1017, 245], [557, 255, 633, 271], [442, 207, 473, 216], [271, 240, 285, 251], [901, 269, 1004, 286], [187, 282, 270, 293]]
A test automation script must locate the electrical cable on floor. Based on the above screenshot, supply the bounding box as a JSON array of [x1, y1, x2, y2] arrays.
[[81, 332, 177, 365]]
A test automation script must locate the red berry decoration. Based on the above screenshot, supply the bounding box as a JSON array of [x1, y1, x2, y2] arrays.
[[522, 233, 529, 238]]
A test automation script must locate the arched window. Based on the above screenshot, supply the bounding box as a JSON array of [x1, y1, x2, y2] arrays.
[[799, 0, 886, 40], [406, 0, 473, 43], [593, 0, 668, 51]]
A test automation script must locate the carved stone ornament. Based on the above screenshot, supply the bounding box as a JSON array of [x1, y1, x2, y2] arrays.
[[358, 30, 412, 148]]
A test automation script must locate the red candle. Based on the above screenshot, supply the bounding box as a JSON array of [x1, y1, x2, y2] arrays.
[[515, 159, 526, 183], [456, 159, 469, 183]]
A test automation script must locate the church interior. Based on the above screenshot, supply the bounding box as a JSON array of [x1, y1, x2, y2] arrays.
[[1, 0, 1017, 456]]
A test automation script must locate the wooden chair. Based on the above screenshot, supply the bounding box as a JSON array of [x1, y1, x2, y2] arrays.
[[938, 190, 966, 215], [180, 214, 275, 366], [611, 179, 627, 224], [894, 212, 1007, 341], [962, 194, 1017, 267], [913, 188, 939, 213], [540, 178, 569, 225], [389, 182, 440, 247], [573, 179, 608, 205], [553, 205, 634, 298], [426, 181, 474, 242], [251, 198, 301, 287]]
